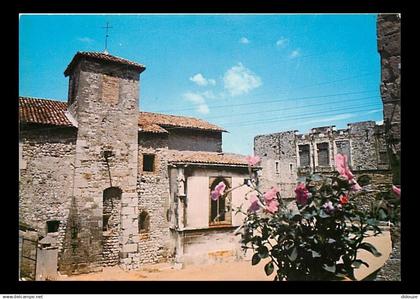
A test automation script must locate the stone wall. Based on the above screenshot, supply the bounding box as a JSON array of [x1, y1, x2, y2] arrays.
[[254, 122, 390, 199], [19, 127, 77, 254], [180, 227, 243, 266], [376, 13, 401, 281], [377, 14, 401, 169], [137, 133, 172, 265], [254, 132, 298, 197], [167, 129, 222, 152]]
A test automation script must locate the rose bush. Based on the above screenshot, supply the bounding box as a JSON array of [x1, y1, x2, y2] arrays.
[[212, 154, 384, 281]]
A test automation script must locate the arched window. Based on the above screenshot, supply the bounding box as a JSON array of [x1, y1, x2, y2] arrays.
[[209, 177, 232, 226], [139, 210, 150, 233]]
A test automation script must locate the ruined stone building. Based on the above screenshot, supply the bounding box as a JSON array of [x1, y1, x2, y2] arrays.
[[254, 122, 392, 199], [19, 51, 254, 275]]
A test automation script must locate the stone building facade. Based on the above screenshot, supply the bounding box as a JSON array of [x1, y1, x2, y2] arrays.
[[19, 51, 254, 275], [254, 121, 392, 199]]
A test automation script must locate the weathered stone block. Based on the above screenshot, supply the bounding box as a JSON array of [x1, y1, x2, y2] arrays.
[[122, 243, 138, 253]]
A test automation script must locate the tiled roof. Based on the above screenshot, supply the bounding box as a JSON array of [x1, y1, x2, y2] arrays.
[[19, 97, 73, 127], [64, 51, 146, 76], [167, 150, 248, 166], [139, 112, 226, 133], [19, 97, 225, 133]]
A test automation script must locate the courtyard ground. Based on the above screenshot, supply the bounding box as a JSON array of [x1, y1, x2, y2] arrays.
[[56, 230, 391, 281]]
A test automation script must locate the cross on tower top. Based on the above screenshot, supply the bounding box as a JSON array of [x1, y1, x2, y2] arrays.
[[102, 22, 113, 54]]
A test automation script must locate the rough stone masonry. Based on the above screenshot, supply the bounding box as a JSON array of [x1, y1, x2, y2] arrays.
[[375, 13, 401, 282]]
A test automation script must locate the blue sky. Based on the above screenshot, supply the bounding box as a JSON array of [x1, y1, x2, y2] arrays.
[[19, 14, 383, 155]]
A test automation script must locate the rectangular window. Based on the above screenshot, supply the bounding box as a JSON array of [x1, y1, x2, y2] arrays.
[[143, 154, 155, 172], [103, 215, 111, 231], [209, 177, 232, 226], [275, 161, 279, 174], [335, 140, 351, 165], [298, 144, 310, 167], [46, 220, 60, 233], [317, 143, 330, 166], [379, 151, 389, 164]]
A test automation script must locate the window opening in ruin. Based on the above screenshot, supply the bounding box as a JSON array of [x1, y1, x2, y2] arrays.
[[46, 220, 60, 233], [139, 211, 150, 233], [209, 177, 232, 226], [298, 144, 310, 167], [143, 154, 155, 172], [275, 161, 279, 174], [289, 163, 293, 173], [103, 215, 111, 231], [317, 143, 330, 166]]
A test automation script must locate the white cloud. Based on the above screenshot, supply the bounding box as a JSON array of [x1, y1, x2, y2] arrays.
[[197, 104, 210, 114], [375, 120, 384, 125], [240, 37, 250, 44], [223, 63, 262, 96], [78, 37, 94, 43], [289, 49, 301, 59], [189, 73, 216, 86], [276, 37, 289, 48], [301, 113, 355, 126], [183, 92, 210, 114], [366, 109, 382, 114]]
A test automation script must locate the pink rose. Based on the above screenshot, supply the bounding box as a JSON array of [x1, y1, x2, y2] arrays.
[[335, 154, 354, 181], [392, 185, 401, 199], [265, 198, 279, 214], [211, 181, 226, 201], [350, 179, 362, 192], [248, 194, 260, 212], [245, 155, 261, 167], [264, 187, 278, 201], [295, 183, 310, 206]]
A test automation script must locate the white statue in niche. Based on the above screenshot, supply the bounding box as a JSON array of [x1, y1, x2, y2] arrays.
[[177, 167, 186, 197]]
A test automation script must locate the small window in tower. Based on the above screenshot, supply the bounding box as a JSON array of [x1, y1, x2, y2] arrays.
[[143, 154, 155, 172], [46, 220, 60, 233], [103, 214, 111, 231], [139, 211, 150, 233], [275, 161, 279, 174]]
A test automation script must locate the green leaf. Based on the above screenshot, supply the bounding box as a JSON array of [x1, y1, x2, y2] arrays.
[[264, 261, 274, 276], [359, 242, 382, 257], [352, 259, 369, 269], [252, 252, 261, 265], [323, 264, 336, 273], [288, 247, 298, 261], [258, 245, 269, 259], [319, 209, 330, 218]]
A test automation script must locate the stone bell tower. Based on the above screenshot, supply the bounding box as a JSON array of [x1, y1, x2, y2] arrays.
[[59, 51, 145, 273]]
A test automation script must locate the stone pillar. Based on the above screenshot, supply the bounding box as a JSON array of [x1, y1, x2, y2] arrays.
[[176, 166, 186, 229]]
